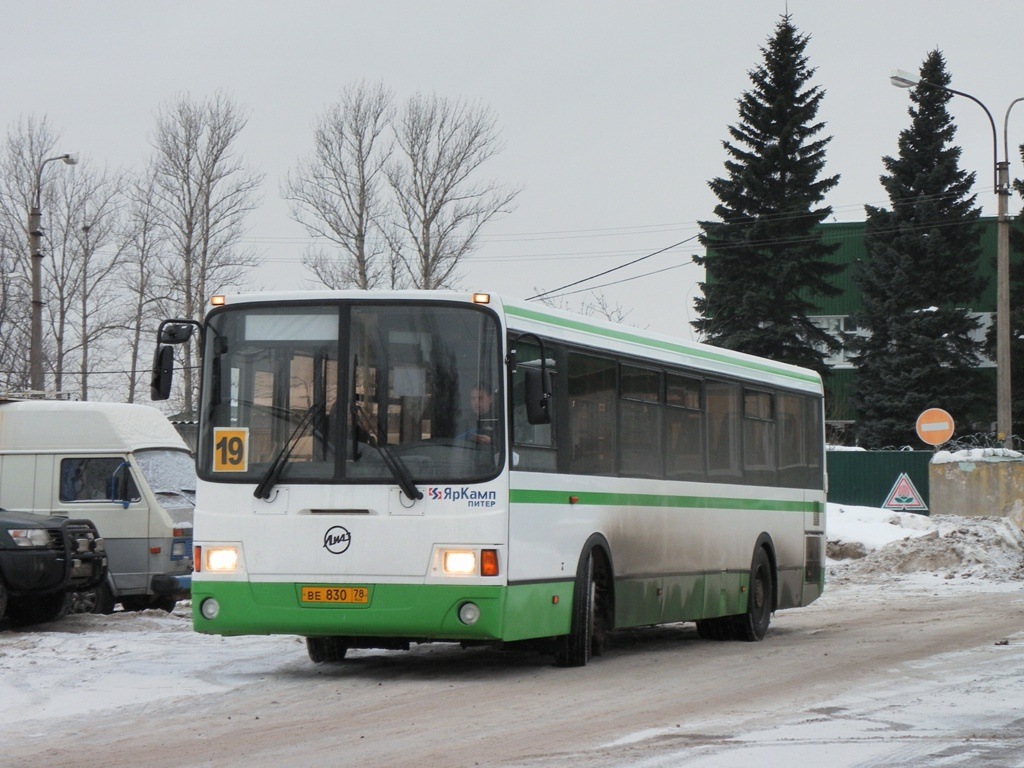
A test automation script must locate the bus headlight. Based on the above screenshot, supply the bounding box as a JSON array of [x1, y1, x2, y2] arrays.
[[443, 550, 476, 576], [205, 546, 239, 573]]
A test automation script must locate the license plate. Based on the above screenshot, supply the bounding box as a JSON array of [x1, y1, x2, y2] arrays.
[[301, 585, 369, 605]]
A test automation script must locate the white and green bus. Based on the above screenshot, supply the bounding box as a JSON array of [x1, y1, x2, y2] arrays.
[[152, 290, 825, 666]]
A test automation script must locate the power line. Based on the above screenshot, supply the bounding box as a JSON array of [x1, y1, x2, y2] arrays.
[[525, 236, 699, 301], [539, 262, 690, 301]]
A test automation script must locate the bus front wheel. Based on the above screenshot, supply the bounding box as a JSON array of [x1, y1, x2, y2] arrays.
[[555, 548, 609, 667], [306, 636, 349, 663]]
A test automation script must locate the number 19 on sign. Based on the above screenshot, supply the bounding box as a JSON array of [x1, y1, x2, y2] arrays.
[[213, 427, 249, 472]]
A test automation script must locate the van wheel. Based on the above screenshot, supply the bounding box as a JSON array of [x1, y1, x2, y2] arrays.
[[119, 597, 149, 612], [152, 597, 177, 613]]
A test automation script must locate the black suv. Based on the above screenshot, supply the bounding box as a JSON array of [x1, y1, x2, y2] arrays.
[[0, 509, 107, 626]]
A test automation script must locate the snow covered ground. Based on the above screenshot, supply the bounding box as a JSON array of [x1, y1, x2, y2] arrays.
[[1, 504, 1022, 766]]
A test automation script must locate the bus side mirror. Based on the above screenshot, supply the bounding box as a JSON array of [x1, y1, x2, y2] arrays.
[[151, 345, 174, 401], [160, 323, 194, 344], [525, 368, 551, 425], [152, 318, 200, 401]]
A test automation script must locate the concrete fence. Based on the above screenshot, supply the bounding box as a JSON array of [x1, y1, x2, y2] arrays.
[[929, 452, 1024, 529]]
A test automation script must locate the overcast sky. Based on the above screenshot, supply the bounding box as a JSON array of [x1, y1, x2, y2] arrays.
[[4, 1, 1023, 335]]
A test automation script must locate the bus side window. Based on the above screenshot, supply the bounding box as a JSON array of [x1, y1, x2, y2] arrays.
[[665, 373, 705, 481], [743, 389, 776, 486], [777, 393, 804, 488], [511, 341, 557, 472], [567, 353, 616, 476], [619, 364, 662, 478], [706, 381, 741, 481], [804, 396, 825, 490]]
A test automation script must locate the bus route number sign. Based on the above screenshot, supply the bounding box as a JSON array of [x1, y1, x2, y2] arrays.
[[301, 586, 369, 605], [213, 427, 249, 472]]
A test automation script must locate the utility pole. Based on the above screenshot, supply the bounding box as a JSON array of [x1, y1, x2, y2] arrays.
[[28, 153, 77, 391]]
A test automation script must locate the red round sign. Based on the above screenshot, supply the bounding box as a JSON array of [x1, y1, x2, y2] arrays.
[[916, 408, 954, 446]]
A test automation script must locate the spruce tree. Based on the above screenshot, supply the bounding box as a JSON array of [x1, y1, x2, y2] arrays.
[[852, 50, 985, 448], [693, 15, 841, 377]]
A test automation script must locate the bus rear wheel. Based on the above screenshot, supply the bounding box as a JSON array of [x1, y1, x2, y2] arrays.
[[306, 636, 349, 663], [695, 616, 732, 641]]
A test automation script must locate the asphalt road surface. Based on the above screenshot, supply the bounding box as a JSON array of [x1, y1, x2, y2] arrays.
[[9, 582, 1024, 768]]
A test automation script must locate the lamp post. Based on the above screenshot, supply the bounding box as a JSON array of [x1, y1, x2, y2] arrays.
[[890, 70, 1022, 448], [28, 152, 77, 392]]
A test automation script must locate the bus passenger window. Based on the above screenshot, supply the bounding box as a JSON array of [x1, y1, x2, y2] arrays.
[[511, 341, 557, 472], [619, 364, 662, 478], [706, 381, 741, 480], [567, 354, 616, 476], [743, 389, 776, 486], [777, 393, 804, 487], [665, 374, 705, 481]]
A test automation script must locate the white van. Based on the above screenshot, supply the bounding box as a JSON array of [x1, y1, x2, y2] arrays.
[[0, 399, 194, 612]]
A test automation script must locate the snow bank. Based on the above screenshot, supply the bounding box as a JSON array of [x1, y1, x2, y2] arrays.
[[827, 503, 1024, 583], [931, 447, 1024, 464]]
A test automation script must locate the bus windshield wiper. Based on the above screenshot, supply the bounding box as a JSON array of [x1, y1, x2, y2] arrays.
[[352, 403, 423, 501], [254, 403, 324, 500]]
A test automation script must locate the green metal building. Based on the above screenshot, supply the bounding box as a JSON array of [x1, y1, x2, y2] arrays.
[[808, 217, 1002, 439]]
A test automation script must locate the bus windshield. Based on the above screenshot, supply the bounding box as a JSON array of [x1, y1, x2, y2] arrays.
[[198, 301, 504, 486]]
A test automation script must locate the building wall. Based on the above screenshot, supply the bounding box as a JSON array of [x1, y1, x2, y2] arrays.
[[811, 217, 1002, 427]]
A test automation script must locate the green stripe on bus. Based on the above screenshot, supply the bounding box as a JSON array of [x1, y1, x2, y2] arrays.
[[509, 488, 819, 513], [504, 303, 821, 385]]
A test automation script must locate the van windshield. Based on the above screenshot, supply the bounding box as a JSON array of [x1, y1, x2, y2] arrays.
[[134, 449, 196, 525]]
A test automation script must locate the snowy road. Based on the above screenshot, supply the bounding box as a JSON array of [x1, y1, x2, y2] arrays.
[[4, 576, 1023, 768]]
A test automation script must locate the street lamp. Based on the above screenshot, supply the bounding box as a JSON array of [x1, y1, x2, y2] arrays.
[[890, 70, 1023, 448], [28, 152, 77, 392]]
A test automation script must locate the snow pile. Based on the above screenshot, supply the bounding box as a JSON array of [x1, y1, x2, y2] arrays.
[[827, 503, 1024, 583], [931, 447, 1024, 464]]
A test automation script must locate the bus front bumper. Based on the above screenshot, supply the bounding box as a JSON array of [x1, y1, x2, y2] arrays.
[[191, 579, 572, 643]]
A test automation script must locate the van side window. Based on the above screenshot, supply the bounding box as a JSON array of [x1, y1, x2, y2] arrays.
[[60, 458, 141, 504]]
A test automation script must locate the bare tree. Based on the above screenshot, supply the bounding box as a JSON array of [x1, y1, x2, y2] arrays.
[[386, 93, 519, 289], [0, 244, 30, 392], [121, 170, 170, 402], [285, 81, 396, 289], [0, 116, 62, 391], [44, 165, 127, 399], [537, 290, 635, 325], [150, 92, 264, 413]]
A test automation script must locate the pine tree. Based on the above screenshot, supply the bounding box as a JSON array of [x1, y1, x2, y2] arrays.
[[852, 50, 985, 448], [693, 15, 841, 377]]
